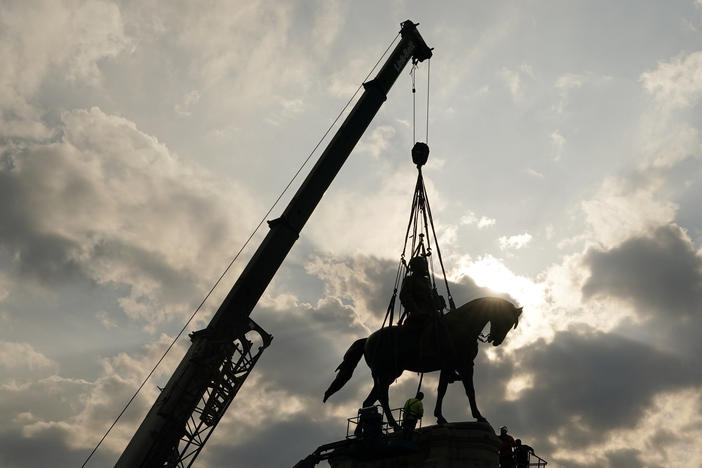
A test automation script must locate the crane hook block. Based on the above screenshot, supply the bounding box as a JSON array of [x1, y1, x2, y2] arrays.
[[412, 142, 429, 167]]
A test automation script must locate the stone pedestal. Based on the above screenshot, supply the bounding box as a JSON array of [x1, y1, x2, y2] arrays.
[[328, 422, 500, 468]]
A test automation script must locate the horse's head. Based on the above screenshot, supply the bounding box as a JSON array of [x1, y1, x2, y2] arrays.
[[487, 304, 522, 346]]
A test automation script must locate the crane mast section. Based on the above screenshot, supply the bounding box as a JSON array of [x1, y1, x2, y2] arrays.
[[116, 20, 431, 468]]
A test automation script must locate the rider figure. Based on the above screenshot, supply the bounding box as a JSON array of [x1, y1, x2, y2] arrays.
[[400, 255, 437, 337]]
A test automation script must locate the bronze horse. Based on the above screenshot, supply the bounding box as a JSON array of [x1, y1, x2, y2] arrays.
[[323, 297, 522, 428]]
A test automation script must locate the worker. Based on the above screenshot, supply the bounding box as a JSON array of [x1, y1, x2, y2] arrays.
[[514, 439, 535, 468], [498, 426, 516, 468], [401, 392, 424, 440], [400, 255, 436, 336]]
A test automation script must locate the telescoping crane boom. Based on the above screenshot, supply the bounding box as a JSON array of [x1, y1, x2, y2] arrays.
[[116, 20, 432, 467]]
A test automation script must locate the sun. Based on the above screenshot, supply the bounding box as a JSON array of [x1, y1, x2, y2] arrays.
[[456, 254, 544, 309]]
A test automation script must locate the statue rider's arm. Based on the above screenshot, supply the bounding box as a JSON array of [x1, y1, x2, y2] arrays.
[[400, 277, 419, 313]]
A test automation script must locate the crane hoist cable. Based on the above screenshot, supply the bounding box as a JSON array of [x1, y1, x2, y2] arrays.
[[383, 58, 449, 328], [381, 59, 451, 396], [382, 149, 455, 328]]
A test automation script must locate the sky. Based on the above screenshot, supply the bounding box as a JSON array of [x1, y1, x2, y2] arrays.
[[1, 0, 702, 467]]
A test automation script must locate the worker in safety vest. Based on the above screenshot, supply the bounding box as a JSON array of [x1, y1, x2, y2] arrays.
[[401, 392, 424, 439], [400, 256, 436, 336]]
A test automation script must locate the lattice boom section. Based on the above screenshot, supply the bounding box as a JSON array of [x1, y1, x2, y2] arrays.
[[167, 319, 272, 468]]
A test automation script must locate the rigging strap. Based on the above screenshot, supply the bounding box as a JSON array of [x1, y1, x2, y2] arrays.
[[381, 159, 455, 330]]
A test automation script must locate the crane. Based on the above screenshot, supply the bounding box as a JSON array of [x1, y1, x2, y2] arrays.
[[115, 20, 432, 467]]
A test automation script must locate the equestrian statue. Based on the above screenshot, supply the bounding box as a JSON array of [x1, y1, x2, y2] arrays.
[[323, 292, 522, 429]]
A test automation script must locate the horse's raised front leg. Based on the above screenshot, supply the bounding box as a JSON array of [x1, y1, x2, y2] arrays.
[[434, 369, 449, 425], [460, 363, 487, 423]]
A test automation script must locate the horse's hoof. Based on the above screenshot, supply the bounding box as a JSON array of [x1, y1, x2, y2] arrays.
[[476, 416, 488, 423], [436, 416, 448, 425]]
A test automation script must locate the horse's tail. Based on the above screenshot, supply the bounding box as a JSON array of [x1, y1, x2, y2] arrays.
[[323, 338, 366, 402]]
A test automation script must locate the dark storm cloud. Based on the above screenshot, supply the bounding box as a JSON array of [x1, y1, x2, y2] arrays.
[[90, 238, 201, 309], [254, 298, 370, 402], [0, 153, 200, 322], [203, 418, 337, 468], [0, 166, 89, 284], [0, 107, 259, 326], [519, 329, 693, 436], [0, 431, 112, 468], [582, 224, 702, 319], [605, 448, 648, 468], [461, 326, 702, 467]]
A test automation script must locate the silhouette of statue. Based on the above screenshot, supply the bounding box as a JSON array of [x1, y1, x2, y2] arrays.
[[400, 256, 437, 329], [324, 297, 522, 429], [399, 255, 444, 361]]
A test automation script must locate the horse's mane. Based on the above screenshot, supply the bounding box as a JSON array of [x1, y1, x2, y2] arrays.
[[449, 297, 517, 316]]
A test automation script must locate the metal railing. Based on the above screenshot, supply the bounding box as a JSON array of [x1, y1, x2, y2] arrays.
[[345, 405, 422, 439], [528, 451, 548, 467]]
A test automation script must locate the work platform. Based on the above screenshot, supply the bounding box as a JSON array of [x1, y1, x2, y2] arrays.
[[296, 420, 501, 468]]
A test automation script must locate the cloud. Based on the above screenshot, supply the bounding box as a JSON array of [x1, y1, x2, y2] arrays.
[[553, 73, 585, 113], [478, 217, 497, 228], [526, 168, 544, 178], [356, 125, 396, 159], [550, 130, 565, 160], [460, 211, 496, 229], [519, 328, 694, 435], [583, 224, 702, 320], [582, 175, 677, 247], [498, 63, 534, 101], [640, 51, 702, 109], [499, 232, 533, 250], [0, 0, 131, 140], [555, 73, 585, 92], [496, 327, 702, 467], [303, 254, 398, 329], [499, 66, 522, 99], [0, 341, 58, 374], [635, 51, 702, 171], [0, 0, 130, 92], [311, 0, 344, 49], [0, 106, 258, 325], [642, 124, 701, 169], [10, 334, 188, 458], [265, 97, 307, 126], [326, 58, 366, 98], [0, 429, 113, 467], [305, 165, 439, 258], [174, 89, 201, 117], [0, 271, 10, 304], [454, 254, 537, 308], [203, 414, 340, 468]]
